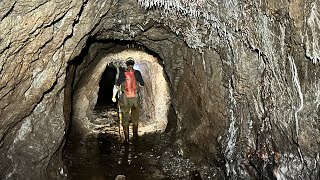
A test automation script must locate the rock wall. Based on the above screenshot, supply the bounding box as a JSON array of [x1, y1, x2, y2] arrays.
[[136, 0, 320, 178], [0, 0, 111, 179], [0, 0, 319, 179]]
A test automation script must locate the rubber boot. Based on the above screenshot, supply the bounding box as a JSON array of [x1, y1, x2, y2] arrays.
[[123, 126, 129, 145], [133, 124, 138, 142]]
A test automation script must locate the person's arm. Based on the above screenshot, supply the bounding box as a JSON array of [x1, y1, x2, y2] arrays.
[[135, 70, 144, 86], [112, 69, 125, 102], [112, 85, 119, 102], [116, 70, 125, 86]]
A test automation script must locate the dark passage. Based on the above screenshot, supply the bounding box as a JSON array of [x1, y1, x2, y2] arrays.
[[95, 65, 117, 108]]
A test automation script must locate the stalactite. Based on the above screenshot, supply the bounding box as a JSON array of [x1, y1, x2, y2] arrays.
[[136, 0, 228, 52], [137, 0, 211, 20]]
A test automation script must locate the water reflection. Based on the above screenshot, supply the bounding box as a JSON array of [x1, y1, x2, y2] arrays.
[[63, 107, 169, 180]]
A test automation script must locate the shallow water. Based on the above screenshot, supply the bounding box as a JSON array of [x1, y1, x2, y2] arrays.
[[63, 106, 170, 180]]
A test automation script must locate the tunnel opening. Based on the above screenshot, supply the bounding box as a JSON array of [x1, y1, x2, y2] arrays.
[[94, 64, 117, 110], [63, 38, 177, 179], [66, 38, 173, 135]]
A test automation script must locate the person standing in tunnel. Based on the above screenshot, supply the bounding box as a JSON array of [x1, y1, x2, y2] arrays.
[[112, 57, 144, 144]]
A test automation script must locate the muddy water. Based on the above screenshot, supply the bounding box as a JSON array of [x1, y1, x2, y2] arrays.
[[63, 106, 170, 180]]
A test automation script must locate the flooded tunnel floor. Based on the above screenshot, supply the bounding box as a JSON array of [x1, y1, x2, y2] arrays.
[[63, 106, 172, 180]]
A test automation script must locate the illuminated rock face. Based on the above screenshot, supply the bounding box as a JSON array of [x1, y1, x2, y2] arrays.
[[0, 0, 320, 179], [71, 48, 170, 135]]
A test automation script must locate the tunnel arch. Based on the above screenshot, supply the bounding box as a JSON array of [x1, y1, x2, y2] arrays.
[[65, 17, 226, 171], [68, 39, 172, 137], [62, 6, 226, 178], [1, 0, 319, 179]]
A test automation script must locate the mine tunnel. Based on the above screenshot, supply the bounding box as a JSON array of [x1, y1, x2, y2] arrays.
[[63, 40, 173, 179], [1, 0, 320, 179]]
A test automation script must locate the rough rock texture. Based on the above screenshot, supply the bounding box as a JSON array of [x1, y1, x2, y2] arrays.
[[0, 0, 111, 179], [0, 0, 320, 179]]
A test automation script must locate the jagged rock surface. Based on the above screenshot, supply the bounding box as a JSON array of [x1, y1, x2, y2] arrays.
[[0, 0, 319, 179]]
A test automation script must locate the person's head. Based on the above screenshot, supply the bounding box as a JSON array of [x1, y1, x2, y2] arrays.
[[125, 57, 135, 70]]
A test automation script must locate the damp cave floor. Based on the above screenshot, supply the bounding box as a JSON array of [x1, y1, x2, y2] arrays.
[[63, 105, 172, 180]]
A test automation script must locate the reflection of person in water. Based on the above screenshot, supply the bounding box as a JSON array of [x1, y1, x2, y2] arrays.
[[112, 57, 144, 144]]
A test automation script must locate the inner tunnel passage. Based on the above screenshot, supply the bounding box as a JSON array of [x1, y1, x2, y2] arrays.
[[95, 65, 117, 108], [63, 47, 173, 179]]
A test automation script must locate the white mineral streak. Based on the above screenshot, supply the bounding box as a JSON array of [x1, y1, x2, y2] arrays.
[[289, 56, 303, 137], [306, 2, 320, 63], [289, 56, 305, 163], [315, 82, 320, 109], [14, 118, 32, 143], [225, 79, 238, 176], [201, 52, 206, 71], [279, 23, 286, 56], [93, 0, 107, 21]]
